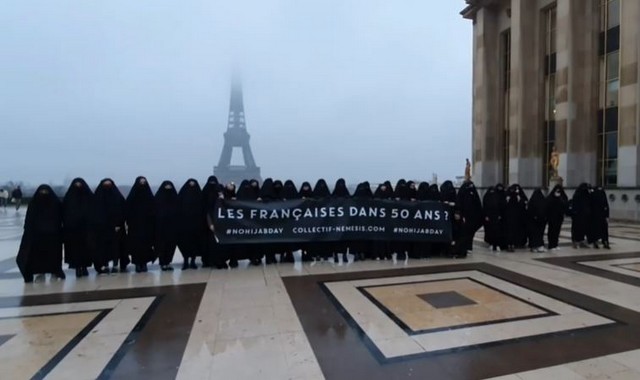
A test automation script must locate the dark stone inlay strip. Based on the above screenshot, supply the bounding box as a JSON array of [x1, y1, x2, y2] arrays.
[[0, 283, 206, 380], [418, 291, 477, 309], [284, 263, 640, 380], [31, 310, 111, 380], [0, 334, 14, 347], [612, 263, 640, 274], [539, 252, 640, 287], [355, 277, 555, 335]]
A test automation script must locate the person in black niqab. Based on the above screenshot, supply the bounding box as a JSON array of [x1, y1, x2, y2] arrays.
[[546, 184, 568, 250], [392, 180, 411, 260], [331, 178, 351, 263], [351, 182, 373, 260], [372, 182, 394, 260], [309, 179, 331, 261], [202, 176, 223, 268], [236, 179, 263, 266], [178, 179, 203, 270], [17, 185, 65, 282], [456, 181, 483, 253], [90, 178, 127, 273], [155, 181, 179, 271], [569, 183, 591, 248], [527, 189, 547, 252], [280, 180, 299, 263], [125, 176, 156, 273], [590, 186, 610, 249], [505, 184, 527, 252], [260, 178, 280, 265], [440, 180, 457, 207], [221, 182, 239, 268], [63, 178, 93, 277], [482, 185, 506, 251]]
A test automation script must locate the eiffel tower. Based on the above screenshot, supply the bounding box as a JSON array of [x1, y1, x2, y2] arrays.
[[214, 77, 261, 185]]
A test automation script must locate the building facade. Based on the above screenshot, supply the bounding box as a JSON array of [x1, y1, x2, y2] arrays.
[[461, 0, 639, 191]]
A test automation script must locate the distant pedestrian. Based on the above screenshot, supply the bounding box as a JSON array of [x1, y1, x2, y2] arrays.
[[12, 186, 23, 210], [0, 188, 8, 208]]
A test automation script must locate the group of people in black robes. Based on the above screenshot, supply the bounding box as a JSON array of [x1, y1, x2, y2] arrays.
[[482, 182, 610, 252], [16, 176, 611, 283]]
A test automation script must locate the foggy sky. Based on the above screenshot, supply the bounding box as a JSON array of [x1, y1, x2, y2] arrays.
[[0, 0, 472, 189]]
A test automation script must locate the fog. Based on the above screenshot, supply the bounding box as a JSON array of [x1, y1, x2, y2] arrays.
[[0, 0, 471, 189]]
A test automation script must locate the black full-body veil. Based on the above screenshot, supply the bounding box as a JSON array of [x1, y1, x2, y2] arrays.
[[372, 182, 394, 260], [527, 189, 547, 250], [309, 179, 332, 260], [202, 176, 223, 268], [331, 178, 351, 260], [546, 184, 568, 249], [125, 177, 156, 267], [17, 185, 64, 282], [178, 179, 204, 262], [155, 181, 179, 267], [457, 182, 483, 252], [482, 184, 506, 250], [90, 179, 127, 271], [351, 182, 374, 260], [62, 178, 93, 270], [590, 186, 610, 246], [570, 183, 591, 244]]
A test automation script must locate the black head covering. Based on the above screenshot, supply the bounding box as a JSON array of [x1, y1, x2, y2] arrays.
[[237, 180, 259, 200], [416, 182, 430, 201], [426, 184, 441, 201], [528, 188, 547, 220], [260, 178, 276, 201], [178, 178, 203, 226], [223, 182, 236, 199], [26, 184, 62, 233], [332, 178, 350, 198], [63, 178, 93, 228], [92, 178, 125, 229], [155, 180, 179, 224], [298, 182, 313, 198], [374, 183, 392, 199], [125, 176, 155, 223], [282, 180, 299, 199], [273, 180, 284, 200], [312, 179, 331, 198], [353, 182, 373, 199], [394, 181, 409, 200], [440, 180, 457, 204]]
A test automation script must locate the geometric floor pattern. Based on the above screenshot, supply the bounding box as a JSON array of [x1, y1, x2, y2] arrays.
[[4, 210, 640, 379]]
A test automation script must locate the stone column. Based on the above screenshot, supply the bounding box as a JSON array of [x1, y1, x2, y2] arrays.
[[617, 0, 640, 186], [508, 0, 542, 187], [555, 0, 600, 186], [471, 7, 502, 187]]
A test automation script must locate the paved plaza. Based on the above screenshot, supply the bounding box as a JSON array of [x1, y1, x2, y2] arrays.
[[2, 208, 640, 379]]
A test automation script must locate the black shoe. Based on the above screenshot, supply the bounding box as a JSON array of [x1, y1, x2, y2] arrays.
[[202, 262, 212, 268], [301, 253, 312, 262], [56, 271, 66, 280], [265, 255, 276, 265], [593, 243, 600, 249], [604, 242, 611, 249], [229, 259, 239, 268], [76, 268, 83, 278], [342, 253, 348, 263], [81, 267, 89, 276], [24, 275, 34, 283], [216, 263, 229, 269], [182, 262, 190, 270], [190, 258, 198, 269], [397, 253, 407, 260], [135, 265, 143, 273], [142, 263, 148, 272]]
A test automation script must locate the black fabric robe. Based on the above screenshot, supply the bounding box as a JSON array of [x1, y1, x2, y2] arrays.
[[372, 183, 394, 259], [202, 176, 223, 267], [351, 182, 374, 259], [505, 185, 527, 248], [178, 179, 204, 261], [590, 186, 610, 244], [457, 181, 483, 251], [62, 178, 93, 269], [125, 177, 156, 266], [308, 179, 331, 260], [440, 180, 457, 207], [90, 179, 127, 270], [569, 183, 591, 243], [546, 185, 568, 249], [155, 181, 179, 266], [527, 189, 547, 249], [331, 178, 351, 257], [236, 179, 261, 262], [482, 185, 506, 249], [17, 185, 64, 282]]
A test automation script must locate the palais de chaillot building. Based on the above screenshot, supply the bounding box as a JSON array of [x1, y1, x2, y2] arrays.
[[460, 0, 639, 199]]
